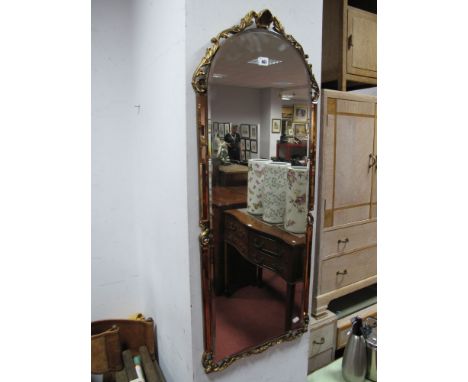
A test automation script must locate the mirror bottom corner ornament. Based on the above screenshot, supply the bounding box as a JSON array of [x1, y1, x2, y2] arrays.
[[202, 315, 310, 374]]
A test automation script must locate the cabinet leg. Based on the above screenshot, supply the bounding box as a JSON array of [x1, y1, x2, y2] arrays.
[[285, 283, 296, 331], [256, 267, 263, 287], [224, 242, 231, 297]]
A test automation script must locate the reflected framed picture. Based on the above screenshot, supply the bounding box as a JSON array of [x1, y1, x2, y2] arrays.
[[293, 122, 308, 139], [282, 106, 293, 119], [212, 135, 219, 152], [282, 119, 292, 136], [246, 140, 251, 151], [213, 122, 219, 135], [241, 150, 246, 161], [293, 104, 308, 123], [240, 124, 250, 138], [218, 124, 225, 137], [250, 124, 257, 140], [250, 140, 257, 153], [272, 119, 281, 133], [246, 151, 251, 160], [240, 139, 246, 150], [224, 123, 230, 134]]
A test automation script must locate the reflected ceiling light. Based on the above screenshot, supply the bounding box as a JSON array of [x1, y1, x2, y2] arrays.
[[212, 73, 226, 78], [248, 56, 282, 66], [281, 92, 295, 101], [273, 81, 293, 86]]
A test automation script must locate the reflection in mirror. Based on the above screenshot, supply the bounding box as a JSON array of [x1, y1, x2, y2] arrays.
[[207, 28, 312, 363]]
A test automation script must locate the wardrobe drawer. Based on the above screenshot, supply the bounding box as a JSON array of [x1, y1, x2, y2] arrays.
[[308, 348, 334, 374], [310, 321, 335, 357], [321, 221, 376, 257], [320, 247, 376, 294]]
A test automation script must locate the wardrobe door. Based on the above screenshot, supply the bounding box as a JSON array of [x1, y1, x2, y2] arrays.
[[370, 111, 377, 219], [346, 6, 377, 78], [321, 90, 377, 228]]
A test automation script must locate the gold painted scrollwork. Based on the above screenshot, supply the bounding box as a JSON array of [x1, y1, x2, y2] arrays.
[[191, 9, 320, 103], [199, 223, 212, 247], [202, 313, 310, 374]]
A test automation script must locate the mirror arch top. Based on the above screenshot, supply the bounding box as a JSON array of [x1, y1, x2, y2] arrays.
[[192, 9, 319, 103]]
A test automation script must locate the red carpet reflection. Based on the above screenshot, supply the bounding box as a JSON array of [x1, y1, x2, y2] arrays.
[[214, 269, 303, 362]]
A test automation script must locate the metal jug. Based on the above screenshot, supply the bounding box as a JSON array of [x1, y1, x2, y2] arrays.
[[365, 317, 377, 381], [342, 317, 367, 382]]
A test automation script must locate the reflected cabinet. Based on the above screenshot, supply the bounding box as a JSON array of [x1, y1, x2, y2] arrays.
[[192, 9, 319, 373]]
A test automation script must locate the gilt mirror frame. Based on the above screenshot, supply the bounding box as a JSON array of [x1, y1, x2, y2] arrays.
[[192, 9, 320, 373]]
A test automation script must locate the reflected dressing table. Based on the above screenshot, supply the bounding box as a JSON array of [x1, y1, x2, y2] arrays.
[[218, 164, 248, 186], [224, 209, 305, 330], [212, 186, 248, 295]]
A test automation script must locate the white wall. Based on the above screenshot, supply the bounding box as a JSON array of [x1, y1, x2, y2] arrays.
[[186, 1, 323, 381], [209, 85, 262, 126], [259, 88, 282, 159], [92, 1, 194, 381], [92, 0, 143, 321], [350, 86, 377, 96], [210, 85, 262, 159]]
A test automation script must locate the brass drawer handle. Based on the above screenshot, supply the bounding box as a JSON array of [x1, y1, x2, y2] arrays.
[[313, 337, 325, 345], [336, 269, 348, 276], [338, 238, 349, 245]]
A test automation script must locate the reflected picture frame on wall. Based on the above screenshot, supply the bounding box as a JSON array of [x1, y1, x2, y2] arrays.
[[250, 140, 257, 153], [213, 122, 219, 135], [293, 104, 308, 123], [272, 119, 281, 133], [250, 124, 257, 140], [224, 123, 230, 134], [282, 106, 293, 119], [246, 140, 251, 151], [240, 139, 246, 150], [218, 124, 225, 137], [241, 150, 246, 161], [293, 122, 308, 140], [240, 124, 250, 138]]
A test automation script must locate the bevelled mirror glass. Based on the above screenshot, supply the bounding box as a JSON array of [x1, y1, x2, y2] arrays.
[[192, 10, 319, 373]]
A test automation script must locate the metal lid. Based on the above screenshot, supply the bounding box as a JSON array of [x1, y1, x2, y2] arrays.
[[366, 326, 377, 348]]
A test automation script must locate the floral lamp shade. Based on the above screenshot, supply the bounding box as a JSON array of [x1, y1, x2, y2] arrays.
[[284, 166, 309, 233], [247, 159, 272, 215], [262, 162, 291, 224]]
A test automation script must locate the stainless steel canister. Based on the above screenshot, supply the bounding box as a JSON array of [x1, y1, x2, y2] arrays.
[[365, 318, 377, 381]]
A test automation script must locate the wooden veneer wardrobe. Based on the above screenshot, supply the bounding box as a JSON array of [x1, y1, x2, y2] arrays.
[[312, 89, 377, 318]]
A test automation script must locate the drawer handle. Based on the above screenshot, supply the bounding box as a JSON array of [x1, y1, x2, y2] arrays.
[[254, 237, 280, 258], [338, 238, 349, 245], [313, 337, 325, 345], [253, 237, 263, 249], [336, 269, 348, 276], [368, 154, 377, 170]]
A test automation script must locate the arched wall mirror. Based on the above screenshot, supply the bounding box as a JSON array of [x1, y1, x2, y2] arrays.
[[192, 10, 320, 373]]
